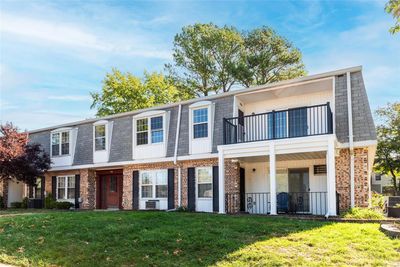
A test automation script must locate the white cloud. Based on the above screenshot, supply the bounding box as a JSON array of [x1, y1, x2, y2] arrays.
[[0, 13, 172, 60], [47, 95, 91, 101]]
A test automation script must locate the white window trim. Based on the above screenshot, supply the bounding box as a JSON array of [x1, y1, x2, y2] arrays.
[[133, 111, 167, 147], [56, 175, 75, 201], [50, 128, 72, 157], [189, 101, 214, 154], [93, 120, 108, 152], [196, 167, 213, 199], [139, 169, 168, 200]]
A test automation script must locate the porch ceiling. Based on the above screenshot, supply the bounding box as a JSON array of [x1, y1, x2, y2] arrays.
[[239, 151, 326, 163]]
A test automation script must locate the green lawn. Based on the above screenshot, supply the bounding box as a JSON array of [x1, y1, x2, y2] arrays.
[[0, 211, 399, 266]]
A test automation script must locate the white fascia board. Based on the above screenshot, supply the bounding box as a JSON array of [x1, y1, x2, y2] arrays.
[[336, 140, 377, 149]]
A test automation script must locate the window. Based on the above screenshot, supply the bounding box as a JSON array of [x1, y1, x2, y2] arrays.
[[197, 167, 212, 198], [375, 174, 381, 181], [94, 124, 106, 151], [193, 108, 208, 138], [51, 131, 69, 156], [136, 118, 148, 145], [57, 176, 75, 200], [140, 170, 168, 199], [110, 176, 117, 192], [136, 116, 164, 145], [268, 111, 287, 139]]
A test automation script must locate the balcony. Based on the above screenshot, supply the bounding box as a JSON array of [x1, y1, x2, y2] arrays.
[[223, 103, 333, 145]]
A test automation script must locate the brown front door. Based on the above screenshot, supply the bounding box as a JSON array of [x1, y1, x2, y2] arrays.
[[101, 175, 122, 209]]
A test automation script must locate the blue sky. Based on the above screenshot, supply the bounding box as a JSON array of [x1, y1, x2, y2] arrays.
[[0, 0, 399, 131]]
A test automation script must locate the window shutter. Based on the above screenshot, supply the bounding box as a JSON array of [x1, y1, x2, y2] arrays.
[[75, 174, 80, 209], [187, 167, 196, 211], [52, 176, 57, 200], [132, 171, 139, 210], [40, 176, 45, 200], [28, 185, 33, 198], [212, 166, 219, 212], [168, 169, 175, 210]]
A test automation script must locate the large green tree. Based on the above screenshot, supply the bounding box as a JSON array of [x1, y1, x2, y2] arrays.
[[233, 27, 306, 87], [167, 23, 306, 96], [385, 0, 400, 34], [374, 102, 400, 194], [91, 69, 186, 117]]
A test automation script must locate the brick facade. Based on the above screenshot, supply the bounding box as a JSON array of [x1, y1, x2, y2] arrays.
[[0, 180, 7, 208], [335, 147, 370, 211]]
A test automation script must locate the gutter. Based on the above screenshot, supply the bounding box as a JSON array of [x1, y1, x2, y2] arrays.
[[347, 72, 355, 208]]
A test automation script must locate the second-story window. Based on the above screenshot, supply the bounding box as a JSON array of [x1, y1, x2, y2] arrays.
[[94, 124, 106, 151], [193, 108, 208, 138], [136, 116, 164, 145], [51, 131, 69, 156]]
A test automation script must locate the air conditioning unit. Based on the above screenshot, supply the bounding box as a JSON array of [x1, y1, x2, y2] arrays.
[[145, 200, 160, 210]]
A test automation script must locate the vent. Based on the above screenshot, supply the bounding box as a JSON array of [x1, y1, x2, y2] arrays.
[[145, 200, 159, 210], [314, 165, 327, 175]]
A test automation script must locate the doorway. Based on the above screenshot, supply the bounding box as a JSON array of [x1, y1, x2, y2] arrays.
[[97, 170, 122, 209], [288, 168, 310, 213]]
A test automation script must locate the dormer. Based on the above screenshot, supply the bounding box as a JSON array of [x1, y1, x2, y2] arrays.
[[132, 110, 170, 159], [93, 120, 113, 163], [50, 127, 77, 167]]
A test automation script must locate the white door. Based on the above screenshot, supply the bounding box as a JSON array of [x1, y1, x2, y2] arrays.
[[196, 167, 213, 212], [7, 179, 24, 207]]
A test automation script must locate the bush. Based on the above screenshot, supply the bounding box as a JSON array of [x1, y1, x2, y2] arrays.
[[44, 193, 56, 209], [0, 195, 4, 209], [55, 201, 73, 210], [342, 207, 385, 220], [176, 206, 189, 212], [21, 197, 28, 209], [11, 202, 22, 208], [371, 192, 385, 210]]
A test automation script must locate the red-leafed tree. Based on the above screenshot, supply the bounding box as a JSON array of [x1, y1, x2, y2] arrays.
[[0, 123, 51, 186]]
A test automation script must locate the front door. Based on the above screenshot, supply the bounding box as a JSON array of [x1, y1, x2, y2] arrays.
[[288, 168, 310, 213], [101, 175, 121, 209]]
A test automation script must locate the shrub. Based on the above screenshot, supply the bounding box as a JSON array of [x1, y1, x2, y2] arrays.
[[0, 195, 4, 209], [55, 201, 73, 210], [342, 207, 385, 220], [21, 197, 28, 209], [371, 192, 385, 210], [176, 206, 189, 212], [11, 202, 22, 208], [44, 193, 56, 209]]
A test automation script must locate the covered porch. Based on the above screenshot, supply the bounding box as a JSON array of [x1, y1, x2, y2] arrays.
[[218, 135, 337, 216]]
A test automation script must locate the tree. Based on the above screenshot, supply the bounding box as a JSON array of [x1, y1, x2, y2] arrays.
[[374, 102, 400, 194], [233, 27, 306, 87], [385, 0, 400, 34], [0, 123, 51, 187], [167, 23, 306, 96], [91, 69, 186, 117], [167, 23, 243, 96]]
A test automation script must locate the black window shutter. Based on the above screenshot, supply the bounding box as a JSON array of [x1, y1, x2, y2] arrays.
[[52, 176, 57, 200], [187, 167, 196, 212], [212, 166, 219, 212], [40, 176, 45, 200], [28, 185, 33, 198], [168, 168, 175, 210], [133, 171, 139, 210], [75, 174, 80, 209]]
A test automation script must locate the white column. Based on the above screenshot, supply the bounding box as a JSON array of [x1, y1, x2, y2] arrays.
[[218, 150, 225, 214], [269, 142, 277, 215], [327, 137, 337, 216]]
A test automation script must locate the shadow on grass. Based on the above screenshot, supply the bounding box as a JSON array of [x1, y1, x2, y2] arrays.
[[0, 211, 397, 266]]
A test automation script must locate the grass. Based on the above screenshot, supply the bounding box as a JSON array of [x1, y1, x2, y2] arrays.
[[0, 211, 399, 266], [341, 207, 385, 220]]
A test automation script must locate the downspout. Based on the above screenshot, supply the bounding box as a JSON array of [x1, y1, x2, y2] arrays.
[[174, 105, 182, 208], [347, 72, 355, 208]]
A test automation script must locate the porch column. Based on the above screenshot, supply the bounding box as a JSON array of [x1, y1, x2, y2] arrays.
[[218, 149, 225, 214], [326, 137, 337, 216], [269, 142, 277, 215]]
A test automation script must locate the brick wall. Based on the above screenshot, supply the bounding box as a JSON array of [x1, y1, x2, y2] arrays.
[[44, 169, 96, 209], [335, 147, 370, 211]]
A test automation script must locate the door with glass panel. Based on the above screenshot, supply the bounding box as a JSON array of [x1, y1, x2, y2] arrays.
[[288, 169, 310, 213], [100, 175, 122, 209], [196, 167, 213, 212]]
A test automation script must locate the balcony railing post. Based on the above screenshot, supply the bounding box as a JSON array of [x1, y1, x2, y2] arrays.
[[223, 118, 227, 144], [272, 110, 276, 139]]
